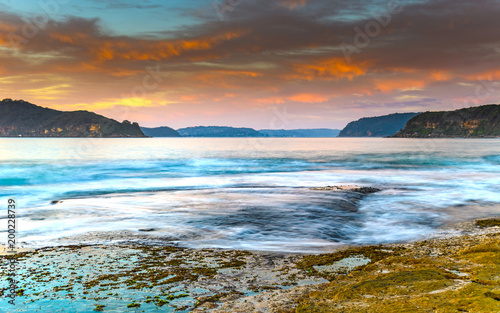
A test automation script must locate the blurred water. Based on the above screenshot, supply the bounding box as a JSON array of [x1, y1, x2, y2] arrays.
[[1, 138, 500, 252]]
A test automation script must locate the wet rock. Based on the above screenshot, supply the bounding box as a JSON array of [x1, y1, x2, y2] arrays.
[[138, 228, 157, 232], [475, 218, 500, 228], [310, 185, 381, 194]]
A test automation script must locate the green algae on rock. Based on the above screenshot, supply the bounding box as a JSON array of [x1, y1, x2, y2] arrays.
[[476, 218, 500, 228], [295, 232, 500, 312], [0, 244, 323, 312]]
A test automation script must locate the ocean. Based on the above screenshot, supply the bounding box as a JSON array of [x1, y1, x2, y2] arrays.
[[2, 138, 500, 253]]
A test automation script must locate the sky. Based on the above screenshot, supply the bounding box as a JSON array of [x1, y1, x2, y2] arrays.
[[0, 0, 499, 129]]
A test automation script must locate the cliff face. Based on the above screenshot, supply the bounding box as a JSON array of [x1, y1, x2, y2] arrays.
[[392, 104, 500, 138], [0, 99, 145, 137], [338, 113, 419, 137]]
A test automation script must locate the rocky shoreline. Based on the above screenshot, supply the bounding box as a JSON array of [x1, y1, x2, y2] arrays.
[[1, 214, 499, 312]]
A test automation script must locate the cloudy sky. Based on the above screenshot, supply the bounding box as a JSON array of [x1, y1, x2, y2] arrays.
[[1, 0, 499, 129]]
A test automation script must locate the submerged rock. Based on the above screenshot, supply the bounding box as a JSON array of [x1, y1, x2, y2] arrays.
[[310, 185, 381, 194], [138, 228, 157, 232]]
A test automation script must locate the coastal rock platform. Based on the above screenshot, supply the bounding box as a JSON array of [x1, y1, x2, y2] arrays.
[[1, 208, 499, 312]]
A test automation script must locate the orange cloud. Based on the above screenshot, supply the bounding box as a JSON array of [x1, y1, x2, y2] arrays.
[[280, 0, 307, 9], [187, 69, 264, 89], [180, 95, 201, 101], [21, 84, 73, 100], [287, 94, 329, 103], [49, 33, 75, 43], [0, 22, 16, 32], [462, 69, 500, 81], [89, 30, 248, 63], [70, 97, 177, 111], [218, 70, 262, 77], [256, 97, 285, 104], [1, 3, 498, 130], [373, 70, 456, 93], [379, 67, 417, 74], [374, 78, 426, 93], [290, 58, 369, 81], [430, 70, 451, 81]]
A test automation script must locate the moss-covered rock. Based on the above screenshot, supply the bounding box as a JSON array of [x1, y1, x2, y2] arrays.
[[476, 218, 500, 228], [295, 233, 500, 312]]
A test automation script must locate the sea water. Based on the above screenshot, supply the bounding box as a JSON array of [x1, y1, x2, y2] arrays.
[[1, 138, 500, 253]]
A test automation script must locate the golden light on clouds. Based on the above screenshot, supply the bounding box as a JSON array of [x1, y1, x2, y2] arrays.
[[290, 58, 369, 81], [287, 94, 329, 103], [218, 70, 262, 77], [88, 30, 248, 63], [256, 97, 286, 105], [20, 84, 73, 100], [431, 71, 452, 82], [0, 0, 499, 129], [93, 97, 177, 110], [374, 78, 426, 93]]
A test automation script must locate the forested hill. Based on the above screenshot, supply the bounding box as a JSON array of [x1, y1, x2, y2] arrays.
[[392, 105, 500, 138], [0, 99, 145, 137], [338, 113, 419, 137], [141, 126, 180, 137]]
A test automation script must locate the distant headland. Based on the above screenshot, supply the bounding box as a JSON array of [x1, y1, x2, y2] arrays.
[[0, 99, 145, 137], [2, 99, 499, 138], [391, 104, 500, 138]]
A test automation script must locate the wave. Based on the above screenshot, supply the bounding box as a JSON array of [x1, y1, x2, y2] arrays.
[[2, 138, 500, 252]]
